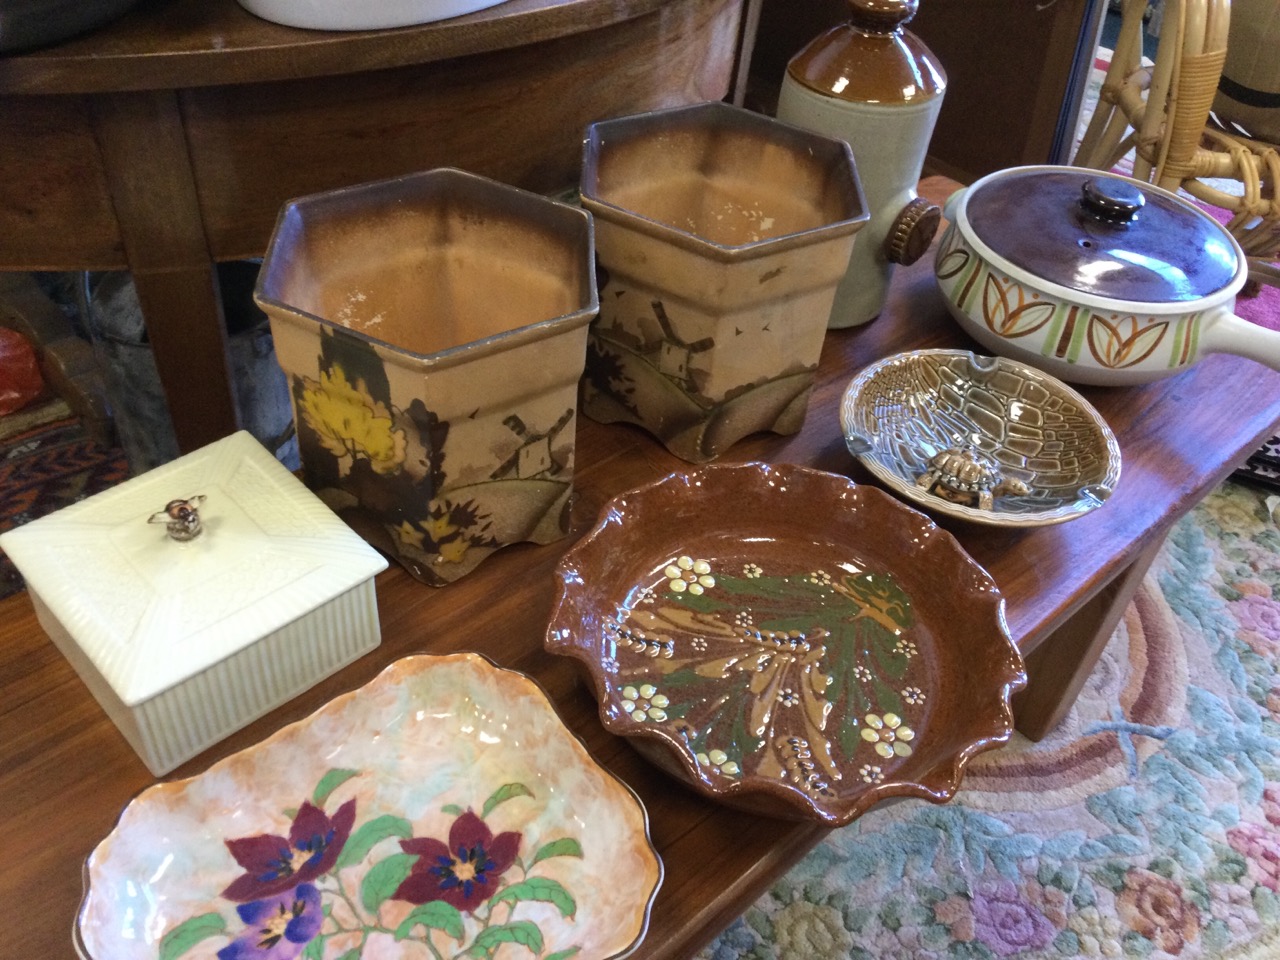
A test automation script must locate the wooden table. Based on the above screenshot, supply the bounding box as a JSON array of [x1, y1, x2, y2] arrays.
[[4, 178, 1280, 958], [0, 0, 747, 455]]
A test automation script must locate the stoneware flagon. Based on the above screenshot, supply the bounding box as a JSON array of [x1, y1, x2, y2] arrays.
[[934, 165, 1280, 385], [578, 100, 869, 463], [777, 0, 947, 328], [841, 350, 1122, 527], [256, 168, 598, 586], [546, 461, 1026, 826], [75, 653, 662, 960]]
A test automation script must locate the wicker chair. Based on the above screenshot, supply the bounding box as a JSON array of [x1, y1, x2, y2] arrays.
[[1072, 0, 1278, 287]]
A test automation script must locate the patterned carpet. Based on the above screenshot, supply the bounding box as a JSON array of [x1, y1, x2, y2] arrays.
[[698, 480, 1280, 959], [0, 415, 131, 600]]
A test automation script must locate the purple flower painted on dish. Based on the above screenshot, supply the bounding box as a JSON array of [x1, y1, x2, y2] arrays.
[[217, 883, 323, 960], [970, 879, 1057, 956], [221, 800, 356, 902], [393, 810, 521, 913]]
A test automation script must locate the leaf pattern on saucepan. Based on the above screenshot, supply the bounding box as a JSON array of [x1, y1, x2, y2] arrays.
[[1086, 313, 1169, 369], [981, 274, 1057, 338]]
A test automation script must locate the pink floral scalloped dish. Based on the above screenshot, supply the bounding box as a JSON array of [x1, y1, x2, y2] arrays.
[[76, 653, 661, 960], [546, 462, 1027, 826]]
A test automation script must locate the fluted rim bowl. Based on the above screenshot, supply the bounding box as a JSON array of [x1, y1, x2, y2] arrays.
[[75, 653, 662, 960], [841, 349, 1122, 527], [546, 462, 1026, 827]]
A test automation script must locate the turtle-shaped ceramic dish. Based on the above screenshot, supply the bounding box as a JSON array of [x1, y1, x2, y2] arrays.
[[841, 350, 1121, 527]]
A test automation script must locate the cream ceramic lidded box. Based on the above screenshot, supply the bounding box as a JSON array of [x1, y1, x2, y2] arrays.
[[0, 431, 388, 776]]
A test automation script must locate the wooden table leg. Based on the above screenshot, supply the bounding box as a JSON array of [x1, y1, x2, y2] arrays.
[[91, 89, 238, 454], [1013, 534, 1167, 741]]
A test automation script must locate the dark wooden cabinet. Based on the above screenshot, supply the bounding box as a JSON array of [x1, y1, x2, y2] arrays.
[[747, 0, 1106, 183]]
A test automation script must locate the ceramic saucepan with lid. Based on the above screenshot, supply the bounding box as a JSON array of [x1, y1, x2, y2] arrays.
[[933, 164, 1280, 386]]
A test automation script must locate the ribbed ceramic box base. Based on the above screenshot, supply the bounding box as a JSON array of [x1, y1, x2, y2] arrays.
[[0, 431, 388, 776], [28, 581, 379, 775]]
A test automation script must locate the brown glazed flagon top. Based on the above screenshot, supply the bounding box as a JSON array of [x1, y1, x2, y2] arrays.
[[786, 0, 946, 105]]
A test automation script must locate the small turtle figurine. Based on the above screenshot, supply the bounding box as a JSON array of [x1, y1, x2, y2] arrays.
[[915, 444, 1030, 510]]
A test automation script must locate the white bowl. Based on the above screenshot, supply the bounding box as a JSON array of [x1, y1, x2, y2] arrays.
[[236, 0, 511, 31]]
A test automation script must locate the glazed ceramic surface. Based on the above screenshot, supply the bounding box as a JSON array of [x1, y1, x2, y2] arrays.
[[777, 0, 946, 327], [934, 165, 1280, 385], [256, 168, 598, 586], [236, 0, 510, 31], [579, 100, 868, 462], [0, 431, 387, 775], [841, 350, 1122, 527], [77, 653, 661, 960], [546, 462, 1025, 826]]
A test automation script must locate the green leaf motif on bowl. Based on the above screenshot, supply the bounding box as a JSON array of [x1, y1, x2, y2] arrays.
[[605, 554, 929, 799]]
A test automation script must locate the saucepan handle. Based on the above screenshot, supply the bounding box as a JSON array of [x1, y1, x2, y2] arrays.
[[1199, 307, 1280, 373]]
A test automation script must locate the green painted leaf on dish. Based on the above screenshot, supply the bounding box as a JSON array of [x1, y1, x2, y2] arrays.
[[336, 814, 413, 870], [481, 783, 534, 820], [313, 768, 360, 807], [395, 900, 466, 942], [159, 912, 226, 960], [467, 920, 544, 957], [360, 852, 415, 913], [530, 837, 584, 866], [488, 876, 577, 919]]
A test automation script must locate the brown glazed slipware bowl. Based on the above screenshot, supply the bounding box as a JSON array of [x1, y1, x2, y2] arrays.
[[546, 461, 1026, 826]]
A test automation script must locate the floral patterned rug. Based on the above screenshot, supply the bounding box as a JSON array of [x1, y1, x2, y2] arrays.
[[697, 479, 1280, 960]]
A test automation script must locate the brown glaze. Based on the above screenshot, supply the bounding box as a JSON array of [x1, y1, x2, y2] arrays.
[[547, 462, 1026, 826], [961, 167, 1240, 304], [785, 0, 945, 105]]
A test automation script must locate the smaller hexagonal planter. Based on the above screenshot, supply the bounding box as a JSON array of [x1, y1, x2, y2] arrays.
[[579, 100, 868, 462], [256, 168, 598, 585]]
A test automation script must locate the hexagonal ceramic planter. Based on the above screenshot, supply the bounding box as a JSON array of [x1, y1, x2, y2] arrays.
[[579, 101, 868, 462], [256, 168, 598, 585]]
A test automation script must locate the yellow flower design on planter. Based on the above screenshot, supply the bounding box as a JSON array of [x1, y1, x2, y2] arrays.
[[438, 538, 470, 564], [665, 556, 716, 595], [299, 365, 406, 476], [620, 684, 669, 722], [861, 712, 915, 758]]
